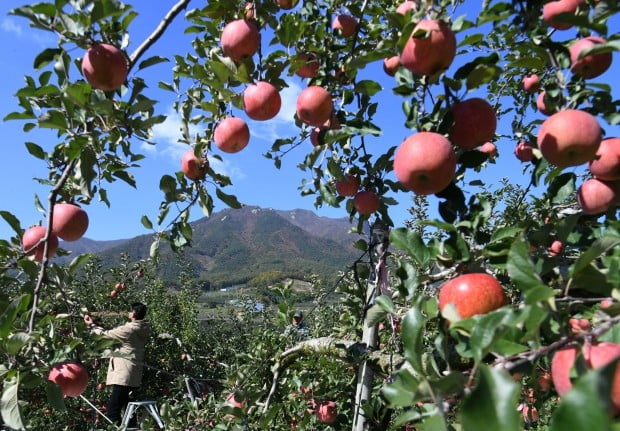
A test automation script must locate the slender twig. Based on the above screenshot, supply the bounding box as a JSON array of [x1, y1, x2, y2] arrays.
[[28, 160, 77, 333], [128, 0, 192, 70]]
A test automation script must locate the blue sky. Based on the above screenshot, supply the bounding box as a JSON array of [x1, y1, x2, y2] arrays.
[[0, 1, 616, 241]]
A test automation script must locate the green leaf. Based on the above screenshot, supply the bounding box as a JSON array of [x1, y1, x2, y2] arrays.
[[0, 295, 30, 339], [1, 375, 25, 430], [466, 64, 502, 90], [45, 380, 66, 412], [507, 240, 545, 292], [25, 142, 46, 159], [37, 110, 68, 130], [216, 188, 242, 209], [5, 332, 29, 355], [547, 172, 576, 204], [141, 215, 153, 230], [375, 295, 395, 313], [138, 56, 169, 70], [381, 368, 419, 407], [33, 48, 61, 69], [570, 236, 620, 277], [354, 80, 382, 96], [550, 364, 614, 431], [0, 211, 22, 234], [402, 304, 426, 373], [460, 365, 520, 431], [390, 228, 431, 267], [68, 253, 92, 274]]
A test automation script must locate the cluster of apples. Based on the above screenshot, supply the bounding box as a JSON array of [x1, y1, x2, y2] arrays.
[[21, 203, 89, 262]]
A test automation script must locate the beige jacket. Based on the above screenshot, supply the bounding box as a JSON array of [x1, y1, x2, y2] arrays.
[[92, 320, 150, 387]]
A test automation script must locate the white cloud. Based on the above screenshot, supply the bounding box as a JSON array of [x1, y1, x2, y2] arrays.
[[1, 18, 22, 36], [0, 18, 54, 46]]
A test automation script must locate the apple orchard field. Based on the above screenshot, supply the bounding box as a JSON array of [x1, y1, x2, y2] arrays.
[[1, 0, 620, 430]]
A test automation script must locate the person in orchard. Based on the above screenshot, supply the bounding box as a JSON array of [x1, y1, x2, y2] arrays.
[[84, 302, 150, 426]]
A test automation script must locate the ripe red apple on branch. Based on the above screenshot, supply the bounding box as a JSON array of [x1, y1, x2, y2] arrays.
[[400, 19, 456, 76], [537, 109, 602, 168], [296, 86, 333, 127], [81, 43, 128, 91], [393, 132, 456, 195], [354, 191, 380, 215], [331, 14, 357, 38], [577, 178, 619, 215], [514, 141, 535, 162], [243, 81, 282, 121], [542, 0, 584, 30], [48, 362, 89, 397], [214, 117, 250, 154], [589, 138, 620, 181], [335, 174, 360, 197], [181, 149, 208, 181], [383, 56, 400, 77], [522, 74, 541, 93], [569, 36, 612, 79], [22, 226, 58, 262], [51, 203, 89, 241], [221, 19, 260, 62], [552, 342, 620, 414], [450, 98, 497, 150], [315, 400, 337, 424], [293, 53, 320, 78], [438, 273, 508, 320]]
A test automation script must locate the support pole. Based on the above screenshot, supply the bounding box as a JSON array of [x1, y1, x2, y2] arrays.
[[352, 222, 390, 431]]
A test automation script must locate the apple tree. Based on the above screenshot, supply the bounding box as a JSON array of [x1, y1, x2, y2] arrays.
[[1, 0, 620, 429]]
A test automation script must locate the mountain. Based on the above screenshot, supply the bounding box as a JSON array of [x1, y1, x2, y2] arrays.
[[60, 206, 363, 289]]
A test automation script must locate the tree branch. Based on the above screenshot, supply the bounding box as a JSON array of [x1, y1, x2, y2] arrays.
[[128, 0, 192, 70]]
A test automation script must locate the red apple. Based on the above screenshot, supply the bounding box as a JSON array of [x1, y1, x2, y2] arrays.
[[552, 342, 620, 414], [96, 383, 105, 391], [221, 19, 260, 62], [244, 3, 256, 21], [315, 401, 337, 424], [601, 299, 614, 309], [114, 283, 126, 291], [276, 0, 299, 9], [310, 127, 325, 147], [450, 98, 497, 150], [335, 174, 360, 197], [479, 142, 498, 158], [589, 138, 620, 181], [547, 240, 564, 257], [543, 0, 582, 30], [181, 148, 208, 181], [537, 372, 552, 392], [354, 191, 380, 215], [81, 43, 128, 91], [537, 109, 601, 168], [48, 362, 89, 397], [226, 392, 246, 411], [51, 203, 89, 241], [214, 117, 250, 153], [22, 226, 58, 262], [522, 74, 541, 93], [383, 56, 401, 76], [577, 178, 618, 214], [438, 273, 507, 320], [296, 86, 333, 127], [514, 141, 535, 162], [570, 36, 612, 79], [396, 0, 418, 14], [568, 317, 591, 333], [393, 132, 456, 195], [332, 14, 357, 38], [400, 19, 456, 76], [293, 53, 320, 78], [536, 91, 554, 116], [110, 290, 118, 298], [243, 81, 281, 121]]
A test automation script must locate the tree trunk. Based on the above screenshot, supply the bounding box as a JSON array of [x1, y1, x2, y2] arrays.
[[352, 222, 390, 431]]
